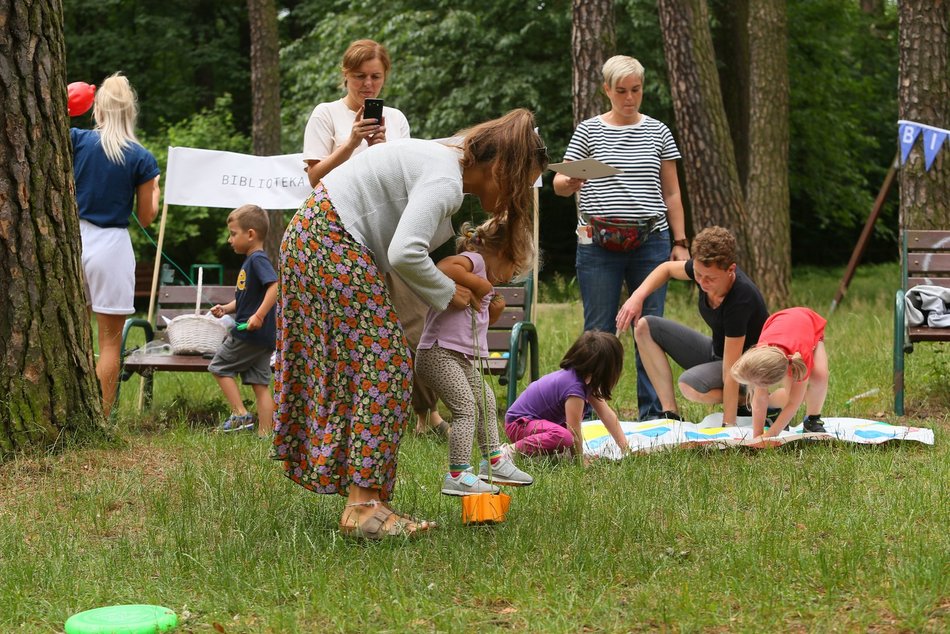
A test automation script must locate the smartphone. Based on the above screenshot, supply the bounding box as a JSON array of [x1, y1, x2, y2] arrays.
[[362, 98, 384, 123]]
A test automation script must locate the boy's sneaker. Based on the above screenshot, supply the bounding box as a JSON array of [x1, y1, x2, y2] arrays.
[[802, 415, 827, 434], [658, 410, 682, 421], [478, 458, 533, 487], [219, 412, 255, 432], [441, 469, 499, 496]]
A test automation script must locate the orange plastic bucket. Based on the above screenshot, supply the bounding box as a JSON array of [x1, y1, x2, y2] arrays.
[[461, 492, 511, 524]]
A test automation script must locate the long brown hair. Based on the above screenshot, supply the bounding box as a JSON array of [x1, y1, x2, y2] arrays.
[[560, 331, 624, 400], [456, 109, 548, 275]]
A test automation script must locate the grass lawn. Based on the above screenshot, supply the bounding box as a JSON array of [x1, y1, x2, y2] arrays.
[[1, 263, 948, 632]]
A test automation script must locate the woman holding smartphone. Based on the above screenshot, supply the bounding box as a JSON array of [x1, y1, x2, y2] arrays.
[[275, 109, 549, 539], [300, 39, 448, 437], [301, 39, 410, 187]]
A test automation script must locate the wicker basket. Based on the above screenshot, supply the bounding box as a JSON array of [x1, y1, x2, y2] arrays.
[[166, 314, 228, 355]]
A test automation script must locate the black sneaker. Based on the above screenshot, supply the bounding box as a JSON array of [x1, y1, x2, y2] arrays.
[[737, 405, 780, 427], [659, 410, 682, 421], [802, 415, 827, 434]]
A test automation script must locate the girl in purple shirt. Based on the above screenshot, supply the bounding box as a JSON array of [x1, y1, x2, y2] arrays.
[[505, 331, 629, 462], [415, 220, 536, 496]]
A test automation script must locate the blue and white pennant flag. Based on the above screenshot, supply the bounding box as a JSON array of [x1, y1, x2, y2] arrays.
[[898, 120, 948, 171]]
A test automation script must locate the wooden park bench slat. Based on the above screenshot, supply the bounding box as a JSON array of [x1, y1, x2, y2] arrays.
[[119, 284, 234, 407], [120, 279, 540, 410], [893, 230, 950, 414]]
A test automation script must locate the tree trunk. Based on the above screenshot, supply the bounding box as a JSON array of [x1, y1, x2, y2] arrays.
[[712, 0, 750, 188], [0, 0, 104, 457], [247, 0, 284, 262], [898, 0, 950, 230], [571, 0, 615, 125], [744, 0, 790, 306], [860, 0, 884, 16], [656, 0, 749, 243]]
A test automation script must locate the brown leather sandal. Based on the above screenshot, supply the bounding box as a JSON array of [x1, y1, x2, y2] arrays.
[[339, 501, 428, 540], [385, 505, 437, 532]]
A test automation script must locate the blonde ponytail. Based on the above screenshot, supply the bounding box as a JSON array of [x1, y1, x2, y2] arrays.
[[731, 346, 793, 387], [93, 73, 140, 164], [455, 218, 537, 281], [787, 352, 808, 382]]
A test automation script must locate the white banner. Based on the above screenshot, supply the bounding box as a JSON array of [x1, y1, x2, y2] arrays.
[[164, 147, 312, 209]]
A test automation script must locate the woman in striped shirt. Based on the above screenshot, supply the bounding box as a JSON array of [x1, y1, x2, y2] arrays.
[[554, 54, 688, 421]]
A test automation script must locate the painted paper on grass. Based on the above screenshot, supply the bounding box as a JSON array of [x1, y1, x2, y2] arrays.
[[582, 416, 935, 459]]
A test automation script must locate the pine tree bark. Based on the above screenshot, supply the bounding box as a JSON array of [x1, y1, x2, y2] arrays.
[[571, 0, 615, 125], [712, 0, 750, 187], [744, 0, 790, 306], [0, 0, 104, 457], [656, 0, 749, 244], [898, 0, 950, 230], [247, 0, 284, 262]]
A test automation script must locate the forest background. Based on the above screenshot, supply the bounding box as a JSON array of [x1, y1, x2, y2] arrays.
[[62, 0, 902, 282]]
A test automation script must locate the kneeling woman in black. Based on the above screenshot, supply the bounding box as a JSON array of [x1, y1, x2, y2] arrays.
[[615, 226, 769, 425]]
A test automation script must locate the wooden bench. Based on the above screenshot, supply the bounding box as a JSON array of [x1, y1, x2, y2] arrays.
[[893, 229, 950, 414], [485, 280, 540, 409], [119, 285, 234, 407], [119, 280, 540, 410]]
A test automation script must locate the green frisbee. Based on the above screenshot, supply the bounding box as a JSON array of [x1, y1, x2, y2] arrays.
[[65, 604, 177, 634]]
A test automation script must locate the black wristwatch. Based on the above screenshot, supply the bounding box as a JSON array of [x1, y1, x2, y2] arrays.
[[672, 238, 689, 249]]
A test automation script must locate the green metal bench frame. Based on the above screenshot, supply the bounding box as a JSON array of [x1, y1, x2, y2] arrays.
[[893, 229, 950, 415], [485, 279, 540, 409]]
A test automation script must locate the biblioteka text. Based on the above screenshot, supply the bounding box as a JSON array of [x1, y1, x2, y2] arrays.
[[221, 175, 308, 189]]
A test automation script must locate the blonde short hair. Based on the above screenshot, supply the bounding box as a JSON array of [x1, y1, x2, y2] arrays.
[[602, 55, 645, 89], [731, 345, 808, 387]]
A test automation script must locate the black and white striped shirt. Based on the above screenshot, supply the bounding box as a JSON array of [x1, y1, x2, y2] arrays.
[[564, 114, 681, 232]]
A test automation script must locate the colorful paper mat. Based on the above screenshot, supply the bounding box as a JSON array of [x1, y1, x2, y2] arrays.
[[581, 416, 935, 459]]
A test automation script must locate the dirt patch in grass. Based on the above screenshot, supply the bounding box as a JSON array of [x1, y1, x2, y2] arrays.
[[0, 437, 183, 524]]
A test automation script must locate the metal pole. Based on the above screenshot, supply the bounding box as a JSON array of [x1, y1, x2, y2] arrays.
[[829, 153, 899, 314], [137, 199, 170, 411]]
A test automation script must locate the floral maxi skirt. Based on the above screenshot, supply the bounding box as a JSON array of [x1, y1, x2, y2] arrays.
[[271, 184, 412, 501]]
